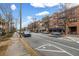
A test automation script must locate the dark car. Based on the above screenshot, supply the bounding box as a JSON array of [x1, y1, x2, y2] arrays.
[[23, 31, 31, 37]]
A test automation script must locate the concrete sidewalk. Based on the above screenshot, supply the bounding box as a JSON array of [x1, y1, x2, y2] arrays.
[[5, 32, 29, 56], [65, 36, 79, 43], [58, 35, 79, 43]]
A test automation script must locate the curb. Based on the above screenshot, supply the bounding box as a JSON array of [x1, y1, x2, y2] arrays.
[[19, 37, 39, 56]]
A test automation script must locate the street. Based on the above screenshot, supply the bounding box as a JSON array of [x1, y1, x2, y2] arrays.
[[0, 3, 79, 56], [24, 33, 79, 56]]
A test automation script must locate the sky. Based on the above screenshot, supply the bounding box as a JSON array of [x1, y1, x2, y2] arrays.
[[0, 3, 79, 29], [12, 3, 62, 29]]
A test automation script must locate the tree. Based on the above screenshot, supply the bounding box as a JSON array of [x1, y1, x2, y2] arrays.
[[42, 15, 50, 32], [0, 4, 13, 32], [59, 3, 71, 35]]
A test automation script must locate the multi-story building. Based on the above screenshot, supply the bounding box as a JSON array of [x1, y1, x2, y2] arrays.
[[48, 13, 65, 33], [28, 5, 79, 35], [59, 5, 79, 35]]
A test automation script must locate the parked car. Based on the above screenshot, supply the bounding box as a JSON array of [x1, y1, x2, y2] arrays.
[[50, 32, 62, 37], [43, 31, 49, 34], [22, 31, 31, 37]]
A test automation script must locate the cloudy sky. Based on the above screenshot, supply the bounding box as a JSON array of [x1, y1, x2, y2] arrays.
[[11, 3, 61, 29], [9, 3, 79, 29]]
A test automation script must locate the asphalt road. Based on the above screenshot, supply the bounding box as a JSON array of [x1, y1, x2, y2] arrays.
[[24, 33, 79, 56]]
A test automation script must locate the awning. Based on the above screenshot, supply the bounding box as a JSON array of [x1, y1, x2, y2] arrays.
[[49, 28, 65, 31]]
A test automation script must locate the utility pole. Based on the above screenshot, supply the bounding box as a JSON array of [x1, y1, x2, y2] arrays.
[[59, 3, 68, 35], [20, 3, 22, 37]]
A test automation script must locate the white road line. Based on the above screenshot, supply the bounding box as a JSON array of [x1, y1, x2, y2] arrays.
[[47, 43, 73, 56], [34, 35, 74, 56], [36, 43, 50, 49], [34, 33, 78, 42], [36, 49, 65, 53], [36, 33, 79, 51], [36, 43, 73, 56], [46, 39, 79, 51]]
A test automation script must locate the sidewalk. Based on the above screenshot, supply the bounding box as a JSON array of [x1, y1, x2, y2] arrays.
[[65, 35, 79, 43], [58, 35, 79, 43], [5, 32, 29, 56]]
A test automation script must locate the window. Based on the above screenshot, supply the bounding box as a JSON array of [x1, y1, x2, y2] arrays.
[[69, 18, 77, 22]]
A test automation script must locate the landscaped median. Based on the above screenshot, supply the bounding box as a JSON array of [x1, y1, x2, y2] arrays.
[[19, 36, 40, 56]]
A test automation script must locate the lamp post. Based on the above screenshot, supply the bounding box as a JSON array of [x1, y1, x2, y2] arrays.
[[59, 3, 68, 35]]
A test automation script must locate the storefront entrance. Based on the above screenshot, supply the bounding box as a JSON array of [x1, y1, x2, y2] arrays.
[[69, 26, 77, 34]]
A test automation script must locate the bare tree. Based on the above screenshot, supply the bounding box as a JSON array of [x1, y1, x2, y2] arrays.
[[42, 15, 50, 32], [59, 3, 73, 35], [0, 4, 13, 32]]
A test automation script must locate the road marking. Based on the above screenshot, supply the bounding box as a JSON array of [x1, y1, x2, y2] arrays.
[[45, 40, 79, 56], [36, 49, 65, 53], [34, 35, 74, 56], [47, 43, 73, 56], [42, 47, 46, 48], [34, 33, 78, 43], [36, 43, 50, 49], [46, 39, 79, 51], [36, 43, 73, 56], [36, 33, 79, 51]]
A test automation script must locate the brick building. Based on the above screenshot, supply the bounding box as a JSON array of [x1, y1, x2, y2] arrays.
[[48, 13, 65, 33], [62, 5, 79, 35], [28, 5, 79, 35]]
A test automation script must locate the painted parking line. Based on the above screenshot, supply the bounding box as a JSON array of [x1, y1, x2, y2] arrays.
[[35, 43, 73, 56], [48, 43, 73, 56], [36, 43, 51, 49], [36, 34, 79, 51], [36, 49, 65, 53], [32, 33, 75, 56], [45, 40, 76, 56], [34, 36, 74, 56], [35, 43, 65, 52]]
